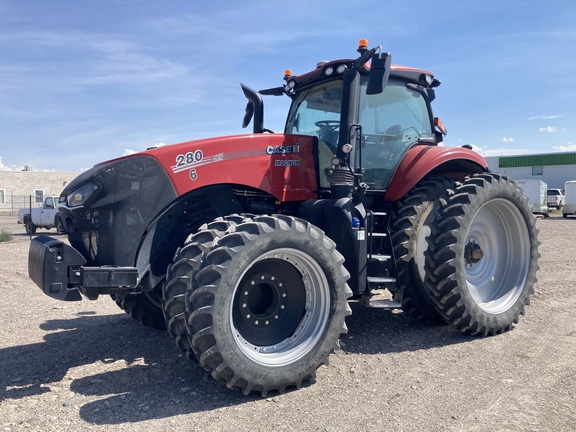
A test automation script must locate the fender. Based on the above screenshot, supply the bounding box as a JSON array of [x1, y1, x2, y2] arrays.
[[385, 145, 488, 201]]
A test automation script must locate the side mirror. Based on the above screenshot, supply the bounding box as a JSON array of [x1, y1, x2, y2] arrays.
[[240, 83, 264, 133], [242, 101, 254, 129], [434, 117, 447, 144], [366, 52, 391, 95], [434, 117, 447, 135]]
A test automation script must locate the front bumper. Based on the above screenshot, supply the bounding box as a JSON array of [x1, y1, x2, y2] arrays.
[[28, 235, 138, 301]]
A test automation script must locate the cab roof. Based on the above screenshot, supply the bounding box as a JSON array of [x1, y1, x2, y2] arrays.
[[286, 58, 436, 91]]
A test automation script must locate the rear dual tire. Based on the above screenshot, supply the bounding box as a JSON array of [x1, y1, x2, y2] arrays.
[[424, 174, 539, 336], [391, 177, 455, 323]]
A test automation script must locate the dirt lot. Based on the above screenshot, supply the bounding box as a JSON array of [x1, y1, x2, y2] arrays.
[[1, 215, 575, 432]]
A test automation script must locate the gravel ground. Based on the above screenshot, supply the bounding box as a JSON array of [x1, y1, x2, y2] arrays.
[[1, 215, 575, 431]]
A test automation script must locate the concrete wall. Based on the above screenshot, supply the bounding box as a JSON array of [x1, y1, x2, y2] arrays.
[[0, 171, 79, 206]]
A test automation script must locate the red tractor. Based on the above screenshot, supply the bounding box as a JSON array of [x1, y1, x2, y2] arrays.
[[29, 40, 539, 396]]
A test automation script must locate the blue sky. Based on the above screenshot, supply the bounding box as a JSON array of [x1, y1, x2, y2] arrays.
[[1, 0, 574, 172]]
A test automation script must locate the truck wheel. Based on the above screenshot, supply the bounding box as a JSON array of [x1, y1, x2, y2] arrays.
[[391, 177, 454, 323], [424, 173, 540, 336], [25, 221, 37, 235], [111, 290, 166, 329], [55, 215, 65, 234], [163, 215, 252, 361], [185, 215, 352, 396]]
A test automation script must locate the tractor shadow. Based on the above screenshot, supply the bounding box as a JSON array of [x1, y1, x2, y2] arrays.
[[0, 303, 475, 425], [342, 301, 475, 355], [0, 312, 261, 424]]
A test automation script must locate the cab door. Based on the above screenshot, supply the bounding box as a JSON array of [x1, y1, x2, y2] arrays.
[[40, 197, 55, 226], [357, 79, 435, 190]]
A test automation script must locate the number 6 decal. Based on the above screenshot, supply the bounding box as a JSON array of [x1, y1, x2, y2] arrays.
[[190, 169, 198, 180]]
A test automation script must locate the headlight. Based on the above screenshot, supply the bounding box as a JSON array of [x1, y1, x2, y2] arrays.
[[66, 181, 99, 207]]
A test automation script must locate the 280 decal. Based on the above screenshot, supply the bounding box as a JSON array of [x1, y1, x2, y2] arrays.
[[175, 150, 203, 168], [170, 149, 213, 174]]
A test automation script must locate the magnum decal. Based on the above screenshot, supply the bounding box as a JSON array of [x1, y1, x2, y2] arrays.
[[274, 160, 300, 166]]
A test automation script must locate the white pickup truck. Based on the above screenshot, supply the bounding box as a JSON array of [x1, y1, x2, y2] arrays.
[[546, 188, 565, 209], [18, 196, 62, 234]]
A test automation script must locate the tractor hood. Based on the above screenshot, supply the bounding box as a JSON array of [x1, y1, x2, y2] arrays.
[[58, 133, 319, 267], [117, 133, 320, 201]]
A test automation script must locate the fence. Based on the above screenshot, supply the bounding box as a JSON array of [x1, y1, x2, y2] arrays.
[[0, 194, 57, 238]]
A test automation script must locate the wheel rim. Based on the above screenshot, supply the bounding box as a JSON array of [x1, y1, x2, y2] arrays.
[[414, 206, 435, 282], [414, 224, 430, 281], [464, 198, 530, 314], [230, 247, 331, 367]]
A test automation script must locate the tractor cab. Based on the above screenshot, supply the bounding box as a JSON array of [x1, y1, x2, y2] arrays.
[[244, 39, 445, 194], [285, 72, 438, 190]]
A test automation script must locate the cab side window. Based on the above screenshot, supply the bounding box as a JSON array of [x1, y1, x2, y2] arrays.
[[358, 80, 433, 189]]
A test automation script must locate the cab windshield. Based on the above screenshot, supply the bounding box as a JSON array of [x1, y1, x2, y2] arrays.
[[285, 77, 433, 189]]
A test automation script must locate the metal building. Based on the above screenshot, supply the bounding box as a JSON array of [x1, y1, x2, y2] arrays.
[[485, 152, 576, 190]]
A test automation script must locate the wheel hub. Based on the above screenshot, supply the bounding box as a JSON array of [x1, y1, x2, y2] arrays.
[[465, 240, 484, 266], [240, 274, 287, 327], [232, 258, 306, 347]]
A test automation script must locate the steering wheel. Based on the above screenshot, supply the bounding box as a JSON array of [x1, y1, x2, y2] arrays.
[[315, 120, 340, 131], [315, 120, 340, 154]]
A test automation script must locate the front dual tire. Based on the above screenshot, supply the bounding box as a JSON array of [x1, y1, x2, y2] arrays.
[[166, 215, 352, 396]]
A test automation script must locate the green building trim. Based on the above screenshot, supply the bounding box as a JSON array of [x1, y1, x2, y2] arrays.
[[499, 153, 576, 168]]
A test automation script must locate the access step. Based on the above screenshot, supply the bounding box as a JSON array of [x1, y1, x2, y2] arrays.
[[367, 276, 396, 290], [364, 299, 402, 309], [369, 254, 392, 262]]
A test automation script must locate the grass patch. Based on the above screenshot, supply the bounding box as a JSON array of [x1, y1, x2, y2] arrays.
[[0, 230, 13, 242]]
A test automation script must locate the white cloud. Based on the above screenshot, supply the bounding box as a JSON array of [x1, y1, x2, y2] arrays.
[[472, 147, 543, 157], [450, 144, 487, 156], [0, 157, 17, 171], [0, 157, 58, 172], [529, 115, 560, 120], [502, 137, 514, 142], [0, 29, 205, 113], [539, 126, 557, 133], [552, 144, 576, 152], [123, 142, 165, 156], [468, 144, 485, 155]]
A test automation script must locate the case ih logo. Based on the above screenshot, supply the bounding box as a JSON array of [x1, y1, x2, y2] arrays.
[[266, 145, 300, 155]]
